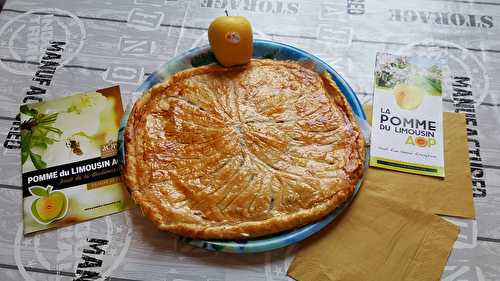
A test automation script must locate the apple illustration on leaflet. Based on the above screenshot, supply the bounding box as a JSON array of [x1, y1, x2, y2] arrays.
[[208, 12, 253, 67], [393, 84, 425, 110], [29, 185, 68, 225]]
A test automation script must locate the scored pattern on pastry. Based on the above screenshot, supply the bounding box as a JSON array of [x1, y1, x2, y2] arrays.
[[125, 59, 365, 239]]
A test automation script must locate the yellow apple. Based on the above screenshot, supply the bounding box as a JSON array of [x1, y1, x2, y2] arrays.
[[394, 84, 424, 110], [208, 15, 253, 67], [34, 192, 65, 221]]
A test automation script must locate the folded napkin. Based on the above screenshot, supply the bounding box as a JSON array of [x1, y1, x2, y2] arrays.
[[288, 189, 459, 281], [364, 109, 475, 219], [287, 112, 473, 281]]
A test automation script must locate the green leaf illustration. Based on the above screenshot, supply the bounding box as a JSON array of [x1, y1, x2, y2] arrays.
[[21, 130, 31, 165], [67, 105, 80, 114], [426, 78, 442, 96], [38, 113, 58, 124], [410, 76, 442, 97], [31, 139, 48, 149], [20, 108, 61, 169], [21, 150, 29, 165], [29, 186, 48, 197], [20, 105, 38, 117], [31, 135, 57, 150], [38, 125, 63, 135], [30, 152, 47, 170]]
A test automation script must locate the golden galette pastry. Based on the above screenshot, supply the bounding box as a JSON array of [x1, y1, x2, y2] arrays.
[[124, 59, 365, 239]]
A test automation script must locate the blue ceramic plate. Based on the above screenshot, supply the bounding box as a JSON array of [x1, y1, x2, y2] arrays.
[[118, 39, 368, 253]]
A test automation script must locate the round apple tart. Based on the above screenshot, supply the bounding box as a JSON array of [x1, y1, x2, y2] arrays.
[[124, 59, 365, 239]]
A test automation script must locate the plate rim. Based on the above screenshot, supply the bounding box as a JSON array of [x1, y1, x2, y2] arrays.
[[118, 39, 368, 253]]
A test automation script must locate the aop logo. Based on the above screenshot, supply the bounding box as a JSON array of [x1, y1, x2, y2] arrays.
[[0, 8, 86, 76], [14, 213, 132, 281]]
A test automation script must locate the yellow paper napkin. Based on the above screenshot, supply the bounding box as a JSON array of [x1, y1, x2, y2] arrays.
[[364, 109, 475, 218], [287, 189, 459, 281], [287, 112, 473, 281]]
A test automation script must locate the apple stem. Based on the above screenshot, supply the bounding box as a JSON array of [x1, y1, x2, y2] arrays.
[[225, 10, 229, 16]]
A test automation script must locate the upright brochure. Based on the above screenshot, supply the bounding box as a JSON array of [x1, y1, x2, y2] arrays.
[[21, 86, 132, 234], [370, 53, 445, 177]]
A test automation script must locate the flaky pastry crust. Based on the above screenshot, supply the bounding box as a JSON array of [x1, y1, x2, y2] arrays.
[[124, 59, 365, 239]]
